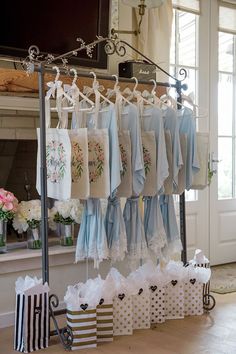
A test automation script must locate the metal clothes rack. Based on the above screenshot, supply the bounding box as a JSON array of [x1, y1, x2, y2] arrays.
[[0, 36, 214, 348], [23, 36, 188, 283]]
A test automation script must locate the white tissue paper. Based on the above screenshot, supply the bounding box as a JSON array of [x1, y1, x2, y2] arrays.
[[14, 276, 50, 353], [164, 261, 187, 320], [127, 269, 150, 330], [189, 249, 210, 267], [106, 268, 133, 336], [15, 276, 49, 294]]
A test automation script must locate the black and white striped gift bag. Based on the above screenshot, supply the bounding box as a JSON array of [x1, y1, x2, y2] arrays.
[[14, 292, 49, 353], [67, 308, 97, 350], [96, 303, 113, 342]]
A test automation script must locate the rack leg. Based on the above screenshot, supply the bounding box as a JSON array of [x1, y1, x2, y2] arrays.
[[49, 294, 73, 350], [38, 64, 49, 284], [203, 282, 216, 311], [179, 192, 187, 264]]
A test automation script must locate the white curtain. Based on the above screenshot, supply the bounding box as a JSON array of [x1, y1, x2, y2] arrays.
[[135, 0, 173, 81]]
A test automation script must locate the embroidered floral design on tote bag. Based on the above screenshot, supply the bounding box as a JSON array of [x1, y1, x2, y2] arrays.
[[71, 142, 84, 182], [119, 143, 128, 178], [143, 145, 152, 176], [46, 140, 66, 183], [88, 140, 105, 183]]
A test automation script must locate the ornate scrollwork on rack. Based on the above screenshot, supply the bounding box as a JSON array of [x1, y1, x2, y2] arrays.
[[76, 38, 96, 59], [49, 294, 73, 350], [104, 39, 116, 55], [203, 293, 216, 311], [104, 38, 126, 57], [114, 40, 126, 57], [178, 68, 188, 82]]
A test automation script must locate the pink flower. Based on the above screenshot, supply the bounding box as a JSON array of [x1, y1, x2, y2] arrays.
[[2, 202, 13, 211], [5, 192, 14, 202], [0, 188, 6, 196]]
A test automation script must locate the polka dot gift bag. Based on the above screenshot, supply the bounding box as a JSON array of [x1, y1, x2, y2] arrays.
[[149, 284, 166, 324], [107, 268, 133, 336], [134, 261, 168, 325], [127, 270, 150, 330], [149, 267, 170, 325], [184, 264, 211, 316], [164, 261, 187, 320]]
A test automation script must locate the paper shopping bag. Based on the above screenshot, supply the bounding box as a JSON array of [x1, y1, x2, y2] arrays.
[[67, 307, 97, 350], [96, 302, 113, 343], [132, 288, 150, 329], [14, 285, 49, 353], [184, 279, 204, 316], [113, 294, 133, 336], [149, 285, 166, 324], [165, 280, 185, 319]]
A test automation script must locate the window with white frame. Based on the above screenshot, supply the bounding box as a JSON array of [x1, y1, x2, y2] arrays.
[[218, 2, 236, 199], [170, 1, 200, 201]]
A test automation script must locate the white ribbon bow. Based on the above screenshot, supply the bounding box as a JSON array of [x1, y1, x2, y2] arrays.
[[83, 84, 104, 96], [46, 80, 64, 99], [64, 83, 80, 99]]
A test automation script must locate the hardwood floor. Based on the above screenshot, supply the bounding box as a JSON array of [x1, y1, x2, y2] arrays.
[[1, 293, 235, 354]]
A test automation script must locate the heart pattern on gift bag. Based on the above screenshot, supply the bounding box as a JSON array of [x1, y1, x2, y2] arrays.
[[80, 303, 88, 311], [190, 278, 196, 285], [138, 288, 143, 295], [171, 280, 178, 286], [118, 293, 125, 301], [150, 285, 157, 292], [99, 298, 104, 305]]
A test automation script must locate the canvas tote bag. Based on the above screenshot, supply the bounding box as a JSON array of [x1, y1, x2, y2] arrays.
[[60, 96, 90, 200], [141, 130, 157, 197], [36, 85, 72, 200], [87, 91, 110, 198]]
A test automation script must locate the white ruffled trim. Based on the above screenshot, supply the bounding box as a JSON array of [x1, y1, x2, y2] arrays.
[[146, 228, 168, 255], [109, 232, 127, 263], [168, 239, 183, 255], [75, 245, 109, 268], [127, 240, 149, 260], [160, 238, 183, 262]]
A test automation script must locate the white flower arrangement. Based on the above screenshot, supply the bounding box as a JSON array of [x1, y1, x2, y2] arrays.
[[13, 200, 42, 233], [50, 199, 84, 226]]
